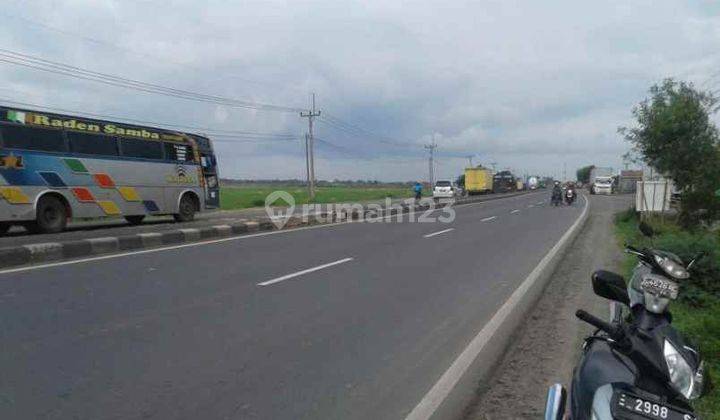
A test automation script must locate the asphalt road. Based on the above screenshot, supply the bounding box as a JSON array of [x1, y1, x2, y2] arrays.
[[0, 190, 583, 420], [0, 191, 526, 247]]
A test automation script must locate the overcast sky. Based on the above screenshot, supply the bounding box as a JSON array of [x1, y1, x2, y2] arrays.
[[2, 0, 720, 182]]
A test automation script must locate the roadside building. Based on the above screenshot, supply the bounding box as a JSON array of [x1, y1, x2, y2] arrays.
[[618, 170, 643, 193]]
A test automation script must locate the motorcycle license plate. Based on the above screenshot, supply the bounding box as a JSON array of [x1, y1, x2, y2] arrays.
[[613, 391, 695, 420], [640, 277, 679, 299]]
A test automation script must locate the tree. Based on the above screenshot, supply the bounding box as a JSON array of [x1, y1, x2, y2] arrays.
[[576, 165, 595, 184], [620, 79, 720, 225]]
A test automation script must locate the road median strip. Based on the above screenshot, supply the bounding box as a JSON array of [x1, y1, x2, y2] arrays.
[[0, 190, 535, 270]]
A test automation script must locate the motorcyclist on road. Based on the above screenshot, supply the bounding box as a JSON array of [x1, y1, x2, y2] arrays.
[[564, 182, 576, 205], [551, 181, 562, 205]]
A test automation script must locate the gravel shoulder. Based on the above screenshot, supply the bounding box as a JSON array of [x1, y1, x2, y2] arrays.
[[463, 194, 634, 419]]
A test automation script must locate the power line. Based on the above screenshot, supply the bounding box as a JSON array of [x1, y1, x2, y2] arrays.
[[212, 137, 300, 144], [315, 137, 370, 158], [320, 112, 417, 148], [0, 49, 303, 113], [0, 97, 298, 139]]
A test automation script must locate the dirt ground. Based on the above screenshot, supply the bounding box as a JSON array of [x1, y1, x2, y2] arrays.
[[464, 194, 634, 419]]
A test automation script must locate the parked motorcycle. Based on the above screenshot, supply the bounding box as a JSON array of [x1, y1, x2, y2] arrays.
[[545, 222, 706, 420], [565, 187, 576, 206]]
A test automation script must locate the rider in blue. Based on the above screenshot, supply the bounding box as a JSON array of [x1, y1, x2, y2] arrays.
[[413, 182, 423, 201]]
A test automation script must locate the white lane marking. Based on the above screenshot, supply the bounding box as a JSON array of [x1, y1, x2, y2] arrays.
[[423, 228, 454, 238], [536, 201, 544, 205], [527, 204, 535, 208], [481, 216, 497, 222], [510, 209, 520, 214], [0, 193, 543, 276], [404, 195, 589, 420], [257, 258, 354, 287]]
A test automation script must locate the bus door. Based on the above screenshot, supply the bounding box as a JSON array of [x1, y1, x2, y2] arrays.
[[200, 153, 219, 208]]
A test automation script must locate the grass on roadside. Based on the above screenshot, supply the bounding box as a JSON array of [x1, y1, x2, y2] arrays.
[[614, 210, 719, 418], [220, 185, 413, 210]]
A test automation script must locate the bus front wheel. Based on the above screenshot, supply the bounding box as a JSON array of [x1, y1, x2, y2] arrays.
[[174, 194, 197, 222], [124, 215, 146, 225], [32, 195, 68, 234]]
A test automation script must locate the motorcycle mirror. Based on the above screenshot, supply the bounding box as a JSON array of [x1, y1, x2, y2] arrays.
[[591, 270, 630, 305], [638, 221, 655, 238], [687, 251, 707, 270]]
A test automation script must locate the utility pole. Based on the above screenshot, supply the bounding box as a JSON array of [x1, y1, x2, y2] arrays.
[[304, 133, 311, 194], [424, 139, 437, 186], [490, 161, 497, 173], [300, 93, 321, 200], [466, 155, 474, 168]]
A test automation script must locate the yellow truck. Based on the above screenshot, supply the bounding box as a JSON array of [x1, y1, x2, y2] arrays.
[[464, 167, 493, 195]]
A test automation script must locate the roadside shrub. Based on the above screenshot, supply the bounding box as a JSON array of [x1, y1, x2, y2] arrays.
[[252, 199, 265, 207], [615, 207, 637, 224], [653, 230, 720, 307]]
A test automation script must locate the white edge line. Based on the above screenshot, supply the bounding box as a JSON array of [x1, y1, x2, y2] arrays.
[[0, 191, 545, 276], [510, 209, 520, 214], [480, 216, 497, 222], [257, 257, 354, 286], [404, 195, 588, 420], [423, 228, 455, 238]]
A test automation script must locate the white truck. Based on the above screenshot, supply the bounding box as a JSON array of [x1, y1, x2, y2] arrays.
[[593, 176, 614, 195], [590, 167, 613, 194], [528, 176, 539, 190]]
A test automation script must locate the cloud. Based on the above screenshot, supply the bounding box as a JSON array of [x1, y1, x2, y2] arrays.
[[1, 0, 719, 181]]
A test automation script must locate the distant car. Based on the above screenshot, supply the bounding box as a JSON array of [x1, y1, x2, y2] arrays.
[[433, 180, 456, 199], [592, 177, 613, 195]]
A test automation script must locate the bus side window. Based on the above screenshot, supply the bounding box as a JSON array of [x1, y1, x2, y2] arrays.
[[120, 138, 163, 160], [164, 142, 191, 162], [68, 131, 119, 156], [0, 124, 67, 152]]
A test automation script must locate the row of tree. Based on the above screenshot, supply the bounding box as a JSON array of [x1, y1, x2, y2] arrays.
[[576, 165, 595, 185]]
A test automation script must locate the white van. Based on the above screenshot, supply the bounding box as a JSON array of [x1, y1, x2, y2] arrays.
[[593, 176, 613, 195]]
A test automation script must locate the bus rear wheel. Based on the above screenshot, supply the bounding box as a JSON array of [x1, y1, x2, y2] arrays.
[[32, 195, 68, 234], [0, 222, 10, 235], [124, 215, 146, 225], [174, 194, 197, 222]]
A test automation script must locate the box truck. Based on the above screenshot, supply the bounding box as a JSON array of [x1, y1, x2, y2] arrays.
[[464, 167, 493, 195]]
